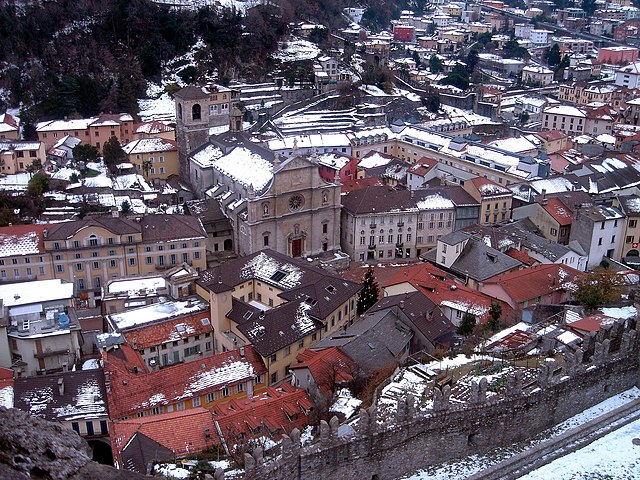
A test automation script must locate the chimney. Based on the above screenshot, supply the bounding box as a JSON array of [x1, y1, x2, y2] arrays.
[[240, 346, 245, 358], [541, 189, 547, 205], [399, 300, 405, 310], [111, 206, 119, 218], [58, 377, 64, 396]]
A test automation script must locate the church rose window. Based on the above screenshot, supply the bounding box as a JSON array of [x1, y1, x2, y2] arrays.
[[289, 194, 304, 211]]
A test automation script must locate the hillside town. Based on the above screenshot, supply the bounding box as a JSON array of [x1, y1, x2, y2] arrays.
[[2, 0, 640, 478]]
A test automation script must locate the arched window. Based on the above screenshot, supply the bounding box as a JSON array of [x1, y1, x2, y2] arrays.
[[322, 191, 329, 205], [262, 202, 270, 217], [192, 104, 201, 121], [178, 103, 183, 120]]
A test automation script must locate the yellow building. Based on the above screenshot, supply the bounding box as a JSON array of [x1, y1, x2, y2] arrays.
[[464, 177, 513, 225], [0, 140, 46, 174], [196, 250, 362, 385], [40, 214, 206, 306], [0, 113, 19, 140], [0, 224, 53, 284], [122, 137, 179, 181]]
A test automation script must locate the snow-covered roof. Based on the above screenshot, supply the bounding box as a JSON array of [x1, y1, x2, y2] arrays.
[[543, 105, 586, 117], [415, 193, 454, 210], [267, 133, 351, 151], [36, 118, 95, 132], [0, 279, 74, 307], [358, 152, 394, 169], [190, 144, 224, 168], [109, 297, 209, 331], [316, 153, 351, 170], [212, 146, 273, 192], [107, 276, 166, 297], [122, 138, 176, 155]]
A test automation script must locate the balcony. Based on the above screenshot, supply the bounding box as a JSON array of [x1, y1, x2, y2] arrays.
[[397, 222, 404, 227], [396, 242, 404, 248], [369, 224, 377, 229], [368, 244, 376, 250]]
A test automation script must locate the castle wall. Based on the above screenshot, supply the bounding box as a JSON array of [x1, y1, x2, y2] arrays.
[[243, 318, 640, 480]]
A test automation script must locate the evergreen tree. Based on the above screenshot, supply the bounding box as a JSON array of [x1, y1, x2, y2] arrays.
[[429, 54, 444, 74], [466, 49, 479, 74], [440, 64, 469, 90], [27, 172, 49, 198], [121, 200, 132, 215], [545, 43, 561, 67], [73, 144, 99, 163], [457, 312, 476, 336], [103, 136, 126, 171], [357, 266, 379, 314], [487, 302, 502, 333]]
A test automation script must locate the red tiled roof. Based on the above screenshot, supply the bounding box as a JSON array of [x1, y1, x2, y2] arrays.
[[291, 347, 356, 395], [537, 130, 567, 142], [484, 264, 584, 304], [340, 176, 383, 193], [543, 197, 573, 226], [486, 330, 536, 351], [214, 384, 312, 448], [0, 113, 18, 128], [505, 247, 537, 266], [566, 314, 616, 334], [380, 262, 509, 322], [0, 367, 13, 392], [123, 311, 213, 350], [133, 121, 175, 135], [470, 177, 511, 197], [103, 345, 266, 419], [408, 160, 436, 176], [111, 407, 216, 464], [0, 223, 50, 257]]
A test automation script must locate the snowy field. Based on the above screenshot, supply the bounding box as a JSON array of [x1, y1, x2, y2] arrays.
[[401, 387, 640, 479], [519, 419, 640, 479]]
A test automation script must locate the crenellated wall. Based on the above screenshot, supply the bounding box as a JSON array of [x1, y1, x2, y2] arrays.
[[229, 316, 640, 480]]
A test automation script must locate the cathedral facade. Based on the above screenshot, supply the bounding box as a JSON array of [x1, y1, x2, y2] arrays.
[[186, 109, 341, 259]]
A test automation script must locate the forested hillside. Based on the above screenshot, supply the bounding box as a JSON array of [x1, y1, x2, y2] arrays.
[[0, 0, 347, 121]]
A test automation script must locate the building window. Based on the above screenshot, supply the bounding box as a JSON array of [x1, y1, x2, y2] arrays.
[[221, 386, 230, 397], [271, 372, 278, 384], [129, 258, 135, 266], [192, 397, 201, 407], [235, 383, 246, 394], [206, 392, 218, 403]]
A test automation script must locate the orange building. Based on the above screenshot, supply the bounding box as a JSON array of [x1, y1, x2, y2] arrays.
[[36, 113, 134, 153]]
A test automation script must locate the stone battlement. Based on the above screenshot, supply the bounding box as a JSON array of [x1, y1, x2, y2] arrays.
[[212, 315, 640, 480]]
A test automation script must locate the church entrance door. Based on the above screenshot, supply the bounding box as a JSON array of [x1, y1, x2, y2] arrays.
[[292, 239, 303, 257]]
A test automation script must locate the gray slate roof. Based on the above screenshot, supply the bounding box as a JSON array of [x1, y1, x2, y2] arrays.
[[312, 310, 413, 374]]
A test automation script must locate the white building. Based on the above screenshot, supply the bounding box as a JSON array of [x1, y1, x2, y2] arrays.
[[530, 29, 552, 45], [0, 279, 81, 376], [542, 105, 587, 135], [569, 205, 625, 270], [615, 62, 640, 89], [522, 65, 554, 86]]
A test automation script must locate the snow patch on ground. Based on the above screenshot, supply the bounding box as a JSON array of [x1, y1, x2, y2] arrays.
[[272, 38, 320, 62], [330, 389, 362, 419], [153, 463, 190, 479]]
